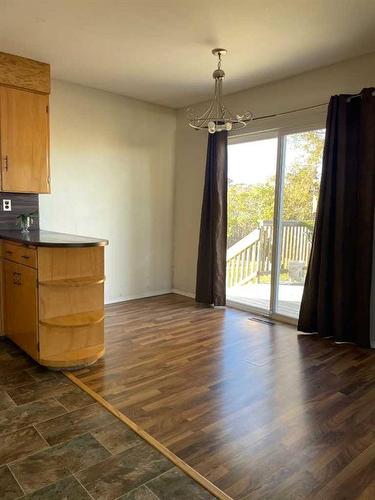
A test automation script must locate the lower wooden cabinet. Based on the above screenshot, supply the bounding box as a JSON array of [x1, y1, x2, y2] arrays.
[[3, 259, 39, 359], [1, 240, 105, 369]]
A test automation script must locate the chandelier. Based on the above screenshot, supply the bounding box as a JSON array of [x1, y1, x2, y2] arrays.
[[187, 48, 253, 134]]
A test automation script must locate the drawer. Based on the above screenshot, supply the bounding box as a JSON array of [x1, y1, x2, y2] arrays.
[[3, 241, 37, 269]]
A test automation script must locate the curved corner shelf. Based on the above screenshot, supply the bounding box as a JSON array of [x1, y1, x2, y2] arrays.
[[39, 276, 105, 288], [39, 344, 105, 370], [40, 310, 104, 328]]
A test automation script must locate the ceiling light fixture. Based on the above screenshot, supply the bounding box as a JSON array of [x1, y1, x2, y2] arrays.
[[187, 48, 253, 134]]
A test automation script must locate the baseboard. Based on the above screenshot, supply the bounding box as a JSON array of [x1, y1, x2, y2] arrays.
[[171, 288, 195, 299], [105, 288, 196, 306], [105, 289, 172, 305]]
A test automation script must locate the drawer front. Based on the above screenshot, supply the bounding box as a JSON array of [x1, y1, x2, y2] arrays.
[[3, 241, 37, 268]]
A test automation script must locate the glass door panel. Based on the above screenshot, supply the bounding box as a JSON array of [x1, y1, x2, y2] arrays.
[[227, 136, 278, 311], [275, 129, 325, 318]]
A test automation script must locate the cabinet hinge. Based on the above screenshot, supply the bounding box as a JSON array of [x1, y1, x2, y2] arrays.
[[46, 105, 49, 113], [37, 342, 40, 352]]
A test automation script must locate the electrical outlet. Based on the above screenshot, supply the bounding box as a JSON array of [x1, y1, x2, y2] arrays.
[[2, 199, 11, 211]]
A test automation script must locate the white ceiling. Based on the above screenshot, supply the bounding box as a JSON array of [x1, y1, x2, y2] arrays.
[[1, 0, 375, 108]]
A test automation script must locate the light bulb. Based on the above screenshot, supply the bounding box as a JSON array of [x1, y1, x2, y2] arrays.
[[208, 121, 216, 134], [225, 122, 232, 131]]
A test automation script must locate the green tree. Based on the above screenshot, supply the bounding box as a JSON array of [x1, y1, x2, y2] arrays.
[[228, 130, 325, 247]]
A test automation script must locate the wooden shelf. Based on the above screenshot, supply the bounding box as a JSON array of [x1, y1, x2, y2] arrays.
[[39, 344, 105, 369], [39, 276, 105, 287], [40, 310, 104, 328]]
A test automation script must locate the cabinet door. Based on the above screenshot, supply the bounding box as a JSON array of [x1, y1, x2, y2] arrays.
[[0, 87, 50, 193], [3, 260, 39, 359]]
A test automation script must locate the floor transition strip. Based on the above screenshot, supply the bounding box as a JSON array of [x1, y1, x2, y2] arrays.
[[64, 370, 232, 500]]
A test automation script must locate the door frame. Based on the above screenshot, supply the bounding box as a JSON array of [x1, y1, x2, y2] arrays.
[[227, 119, 326, 325]]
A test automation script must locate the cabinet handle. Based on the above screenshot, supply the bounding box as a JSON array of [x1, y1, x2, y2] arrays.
[[12, 272, 21, 286], [2, 155, 8, 172], [21, 255, 30, 260], [5, 250, 13, 255]]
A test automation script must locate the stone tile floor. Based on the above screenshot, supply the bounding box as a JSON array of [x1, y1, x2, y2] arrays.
[[0, 338, 214, 500]]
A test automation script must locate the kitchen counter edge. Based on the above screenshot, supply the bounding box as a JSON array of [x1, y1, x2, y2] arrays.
[[0, 230, 108, 248]]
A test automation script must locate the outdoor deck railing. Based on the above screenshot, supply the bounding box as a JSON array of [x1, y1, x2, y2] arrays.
[[226, 221, 312, 287]]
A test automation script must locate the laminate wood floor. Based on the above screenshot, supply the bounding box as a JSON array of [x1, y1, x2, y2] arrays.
[[72, 294, 375, 499]]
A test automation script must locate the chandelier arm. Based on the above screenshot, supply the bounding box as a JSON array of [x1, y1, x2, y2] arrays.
[[193, 99, 215, 125], [192, 78, 220, 128], [189, 98, 215, 123], [189, 103, 216, 130], [222, 102, 236, 121]]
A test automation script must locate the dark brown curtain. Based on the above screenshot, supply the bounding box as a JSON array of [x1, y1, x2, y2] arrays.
[[195, 131, 228, 306], [298, 88, 375, 348]]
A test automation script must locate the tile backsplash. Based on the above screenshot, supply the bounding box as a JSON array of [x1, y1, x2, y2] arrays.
[[0, 193, 39, 230]]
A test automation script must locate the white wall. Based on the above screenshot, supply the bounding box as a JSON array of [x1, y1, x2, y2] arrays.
[[173, 52, 375, 295], [39, 54, 375, 306], [40, 80, 176, 304]]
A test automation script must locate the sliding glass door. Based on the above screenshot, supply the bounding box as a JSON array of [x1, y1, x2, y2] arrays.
[[275, 129, 325, 318], [226, 134, 278, 311], [226, 127, 325, 321]]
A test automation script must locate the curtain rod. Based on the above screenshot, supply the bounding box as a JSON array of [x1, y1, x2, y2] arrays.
[[347, 90, 375, 102], [248, 102, 328, 122], [248, 90, 375, 121]]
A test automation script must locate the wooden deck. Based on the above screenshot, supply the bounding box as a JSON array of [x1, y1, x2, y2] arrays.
[[228, 282, 303, 318], [72, 294, 375, 499]]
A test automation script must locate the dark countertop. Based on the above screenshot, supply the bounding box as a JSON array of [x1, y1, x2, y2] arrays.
[[0, 230, 108, 248]]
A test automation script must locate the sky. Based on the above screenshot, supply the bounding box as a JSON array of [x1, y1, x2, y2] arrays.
[[228, 129, 325, 186], [228, 138, 278, 186]]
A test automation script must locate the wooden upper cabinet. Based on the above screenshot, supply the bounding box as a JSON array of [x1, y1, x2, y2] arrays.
[[0, 87, 50, 193]]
